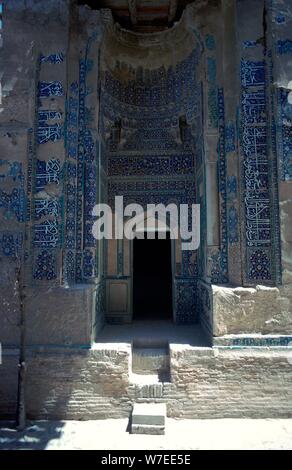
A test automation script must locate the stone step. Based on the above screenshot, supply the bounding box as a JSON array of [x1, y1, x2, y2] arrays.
[[131, 403, 166, 435]]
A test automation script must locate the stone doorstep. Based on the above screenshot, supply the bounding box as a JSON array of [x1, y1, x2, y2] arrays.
[[131, 424, 165, 435], [132, 403, 166, 426]]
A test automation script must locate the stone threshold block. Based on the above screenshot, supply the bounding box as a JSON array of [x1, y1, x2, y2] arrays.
[[131, 403, 166, 435], [200, 282, 292, 336]]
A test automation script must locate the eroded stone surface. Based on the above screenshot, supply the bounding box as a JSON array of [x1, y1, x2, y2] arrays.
[[212, 285, 292, 336]]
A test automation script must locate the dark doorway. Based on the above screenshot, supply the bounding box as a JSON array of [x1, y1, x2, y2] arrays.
[[133, 232, 172, 320]]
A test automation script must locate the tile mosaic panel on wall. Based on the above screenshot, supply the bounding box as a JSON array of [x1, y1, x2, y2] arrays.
[[240, 53, 280, 283], [102, 49, 202, 323], [63, 33, 101, 284], [0, 159, 25, 258], [30, 53, 66, 282], [0, 159, 26, 223], [210, 89, 229, 284]]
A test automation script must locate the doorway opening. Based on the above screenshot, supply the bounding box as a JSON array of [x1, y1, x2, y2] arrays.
[[133, 231, 173, 321]]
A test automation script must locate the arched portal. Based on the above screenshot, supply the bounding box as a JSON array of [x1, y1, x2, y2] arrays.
[[100, 18, 203, 325]]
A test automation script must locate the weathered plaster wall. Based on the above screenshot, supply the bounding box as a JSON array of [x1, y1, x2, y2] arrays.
[[0, 284, 96, 346]]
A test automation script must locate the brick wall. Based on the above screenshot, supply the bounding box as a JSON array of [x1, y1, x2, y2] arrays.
[[1, 345, 291, 419]]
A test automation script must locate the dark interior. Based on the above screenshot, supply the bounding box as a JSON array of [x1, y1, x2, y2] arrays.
[[133, 232, 173, 320]]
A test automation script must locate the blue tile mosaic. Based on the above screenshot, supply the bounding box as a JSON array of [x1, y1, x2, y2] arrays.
[[102, 49, 201, 321], [205, 34, 215, 51], [40, 53, 64, 64], [108, 154, 194, 177], [0, 232, 23, 257], [241, 60, 265, 87], [38, 110, 62, 122], [38, 81, 63, 97], [240, 57, 275, 282], [34, 199, 60, 219], [227, 336, 292, 347], [211, 89, 228, 284], [33, 250, 57, 280], [33, 219, 59, 248], [225, 122, 236, 152], [35, 159, 62, 191], [243, 40, 258, 48], [0, 187, 26, 222], [275, 15, 286, 24], [227, 176, 237, 199], [247, 248, 272, 280], [175, 278, 197, 324], [28, 53, 66, 282], [0, 160, 26, 222], [207, 57, 218, 128], [277, 39, 292, 54], [37, 124, 63, 144]]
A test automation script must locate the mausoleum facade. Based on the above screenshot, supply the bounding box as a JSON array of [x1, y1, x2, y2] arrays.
[[0, 0, 292, 419]]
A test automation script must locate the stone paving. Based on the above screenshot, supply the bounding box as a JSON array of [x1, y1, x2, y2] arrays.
[[0, 419, 292, 450]]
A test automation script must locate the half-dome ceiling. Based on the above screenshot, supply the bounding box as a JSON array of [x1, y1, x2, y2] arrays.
[[78, 0, 195, 32]]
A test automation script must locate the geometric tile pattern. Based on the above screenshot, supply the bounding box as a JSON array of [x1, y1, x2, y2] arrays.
[[108, 154, 195, 177], [240, 59, 272, 281], [225, 121, 236, 153], [175, 278, 197, 324], [102, 49, 201, 323], [276, 39, 292, 54], [0, 232, 23, 257], [30, 54, 65, 282], [211, 89, 228, 283], [64, 42, 99, 283], [21, 32, 285, 304], [0, 160, 26, 222], [33, 249, 57, 280]]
